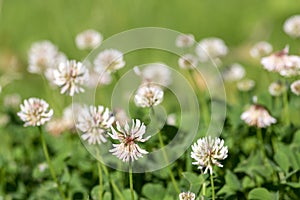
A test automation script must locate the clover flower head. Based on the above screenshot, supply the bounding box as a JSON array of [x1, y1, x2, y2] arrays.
[[75, 29, 102, 50], [94, 49, 125, 73], [176, 34, 195, 48], [77, 105, 115, 145], [283, 15, 300, 38], [196, 37, 228, 62], [140, 63, 172, 86], [241, 104, 276, 128], [53, 60, 89, 96], [109, 119, 150, 162], [18, 98, 53, 127], [191, 136, 228, 174], [268, 81, 286, 97], [237, 79, 255, 92], [222, 63, 246, 82], [134, 84, 164, 108], [250, 41, 273, 58], [179, 191, 196, 200], [291, 80, 300, 96], [178, 54, 198, 69]]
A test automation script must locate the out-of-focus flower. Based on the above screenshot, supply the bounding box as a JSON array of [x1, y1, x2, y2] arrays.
[[176, 34, 195, 48], [178, 54, 198, 69], [94, 49, 125, 73], [109, 119, 150, 162], [237, 79, 255, 92], [86, 69, 112, 88], [179, 191, 196, 200], [134, 84, 164, 108], [250, 41, 273, 58], [28, 41, 66, 74], [75, 29, 102, 50], [283, 15, 300, 38], [38, 163, 48, 172], [113, 108, 130, 126], [268, 81, 286, 97], [241, 104, 276, 128], [167, 113, 176, 126], [191, 136, 228, 174], [139, 63, 172, 86], [291, 80, 300, 95], [261, 46, 300, 77], [4, 93, 21, 109], [53, 60, 89, 96], [46, 119, 72, 136], [17, 98, 53, 127], [0, 113, 10, 127], [222, 63, 246, 82], [195, 37, 228, 62], [77, 105, 114, 145]]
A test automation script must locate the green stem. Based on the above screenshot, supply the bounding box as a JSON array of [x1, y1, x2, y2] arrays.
[[210, 174, 215, 200], [114, 71, 121, 82], [158, 132, 180, 193], [283, 87, 290, 126], [256, 128, 266, 160], [38, 127, 66, 199], [101, 163, 124, 200], [202, 182, 206, 198], [97, 162, 103, 200], [129, 162, 134, 200], [186, 148, 192, 172]]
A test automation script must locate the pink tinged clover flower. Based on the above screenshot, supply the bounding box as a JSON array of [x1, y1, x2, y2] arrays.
[[134, 84, 164, 108], [109, 119, 150, 162], [179, 191, 196, 200], [191, 136, 228, 175], [53, 60, 89, 96], [77, 105, 115, 145], [18, 98, 53, 127]]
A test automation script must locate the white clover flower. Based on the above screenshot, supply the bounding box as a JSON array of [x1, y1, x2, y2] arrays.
[[0, 114, 10, 127], [17, 98, 53, 127], [283, 15, 300, 38], [75, 29, 102, 50], [94, 49, 125, 73], [261, 46, 300, 77], [241, 104, 276, 128], [46, 118, 71, 136], [113, 108, 130, 126], [167, 113, 176, 126], [237, 79, 255, 92], [291, 80, 300, 95], [140, 63, 172, 86], [179, 191, 196, 200], [250, 41, 273, 58], [109, 119, 150, 162], [178, 54, 198, 69], [191, 136, 228, 174], [195, 37, 228, 62], [77, 105, 115, 145], [86, 69, 112, 88], [4, 93, 21, 109], [53, 60, 89, 96], [222, 63, 246, 82], [28, 41, 66, 74], [176, 34, 195, 48], [134, 84, 164, 108], [268, 81, 286, 97]]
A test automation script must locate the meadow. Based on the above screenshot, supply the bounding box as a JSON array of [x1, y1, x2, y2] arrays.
[[1, 0, 300, 199]]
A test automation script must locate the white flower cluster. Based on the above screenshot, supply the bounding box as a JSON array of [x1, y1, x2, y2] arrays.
[[179, 191, 196, 200], [196, 37, 228, 62], [75, 29, 102, 50], [283, 15, 300, 38]]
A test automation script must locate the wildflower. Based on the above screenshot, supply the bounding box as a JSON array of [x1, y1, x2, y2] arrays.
[[86, 69, 112, 88], [113, 108, 130, 126], [222, 63, 246, 82], [46, 118, 72, 136], [178, 54, 198, 69], [176, 34, 195, 48], [134, 84, 164, 108], [261, 46, 300, 77], [75, 29, 102, 50], [237, 79, 255, 92], [139, 63, 172, 86], [283, 15, 300, 38], [191, 136, 228, 174], [17, 98, 53, 127], [53, 60, 89, 96], [195, 37, 228, 62], [167, 113, 176, 126], [109, 119, 150, 162], [0, 114, 10, 127], [38, 163, 48, 172], [94, 49, 125, 73], [77, 105, 114, 145], [268, 81, 286, 96], [241, 104, 276, 128], [250, 41, 273, 58], [4, 93, 21, 109], [179, 191, 196, 200], [28, 41, 66, 74], [291, 80, 300, 95]]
